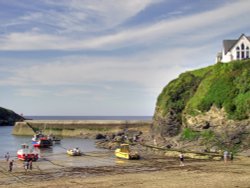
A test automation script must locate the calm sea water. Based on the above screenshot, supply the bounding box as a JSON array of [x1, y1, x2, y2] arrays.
[[0, 126, 103, 160], [0, 116, 151, 161]]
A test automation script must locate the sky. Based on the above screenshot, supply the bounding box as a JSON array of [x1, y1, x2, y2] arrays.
[[0, 0, 250, 116]]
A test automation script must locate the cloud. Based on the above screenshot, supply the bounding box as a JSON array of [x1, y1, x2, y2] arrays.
[[0, 43, 210, 93], [0, 0, 249, 51], [1, 0, 161, 34], [54, 88, 91, 97], [16, 88, 50, 97]]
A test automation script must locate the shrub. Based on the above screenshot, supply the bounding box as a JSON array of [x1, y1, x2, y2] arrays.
[[181, 128, 199, 140]]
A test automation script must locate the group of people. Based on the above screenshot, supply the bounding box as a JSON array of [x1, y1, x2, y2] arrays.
[[72, 147, 80, 154], [5, 152, 33, 173], [178, 150, 234, 167], [23, 159, 33, 173], [5, 152, 14, 172]]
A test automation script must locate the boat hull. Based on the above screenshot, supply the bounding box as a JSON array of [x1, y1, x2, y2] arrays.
[[115, 149, 130, 159], [32, 139, 53, 147], [17, 150, 39, 161], [67, 150, 82, 156], [115, 148, 140, 160]]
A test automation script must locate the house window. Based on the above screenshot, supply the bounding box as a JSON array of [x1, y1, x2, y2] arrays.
[[242, 51, 245, 59], [246, 47, 249, 58], [241, 43, 245, 50], [236, 46, 240, 59]]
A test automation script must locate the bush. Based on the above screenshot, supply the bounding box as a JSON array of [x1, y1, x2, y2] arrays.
[[181, 128, 199, 140]]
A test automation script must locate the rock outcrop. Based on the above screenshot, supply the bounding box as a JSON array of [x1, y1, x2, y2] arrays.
[[153, 60, 250, 152], [0, 107, 24, 126]]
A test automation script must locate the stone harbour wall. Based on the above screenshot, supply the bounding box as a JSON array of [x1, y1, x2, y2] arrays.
[[12, 120, 152, 137]]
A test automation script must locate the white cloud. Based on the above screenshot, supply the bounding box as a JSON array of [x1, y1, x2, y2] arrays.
[[16, 88, 50, 97], [3, 0, 161, 34], [0, 0, 249, 51], [54, 88, 91, 97], [0, 44, 207, 93]]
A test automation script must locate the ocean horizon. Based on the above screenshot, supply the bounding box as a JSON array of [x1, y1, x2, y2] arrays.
[[24, 116, 153, 121]]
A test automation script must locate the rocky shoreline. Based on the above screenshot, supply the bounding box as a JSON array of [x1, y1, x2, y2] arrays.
[[0, 107, 24, 126]]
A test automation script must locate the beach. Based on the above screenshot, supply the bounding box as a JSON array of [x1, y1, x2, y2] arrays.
[[0, 151, 249, 188]]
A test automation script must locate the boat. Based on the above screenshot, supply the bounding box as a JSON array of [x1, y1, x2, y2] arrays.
[[115, 144, 140, 160], [17, 144, 39, 161], [67, 148, 82, 156], [51, 136, 61, 144], [32, 132, 53, 147]]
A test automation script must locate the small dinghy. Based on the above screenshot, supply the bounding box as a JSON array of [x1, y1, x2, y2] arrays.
[[67, 148, 82, 156], [115, 144, 140, 160]]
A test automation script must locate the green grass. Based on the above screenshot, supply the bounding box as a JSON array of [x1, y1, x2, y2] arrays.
[[156, 59, 250, 121], [181, 128, 199, 140]]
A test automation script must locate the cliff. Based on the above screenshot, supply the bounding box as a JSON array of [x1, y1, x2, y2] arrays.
[[0, 107, 25, 126], [153, 59, 250, 153]]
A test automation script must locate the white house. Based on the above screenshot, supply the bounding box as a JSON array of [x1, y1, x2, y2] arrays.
[[216, 34, 250, 63]]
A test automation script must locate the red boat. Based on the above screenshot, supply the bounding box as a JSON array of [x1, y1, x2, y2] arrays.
[[32, 133, 53, 147], [17, 144, 39, 161]]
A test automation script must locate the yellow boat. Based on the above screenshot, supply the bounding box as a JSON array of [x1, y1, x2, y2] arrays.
[[67, 149, 82, 156], [115, 144, 140, 160]]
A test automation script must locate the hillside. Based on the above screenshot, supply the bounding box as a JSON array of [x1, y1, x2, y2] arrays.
[[153, 59, 250, 153], [0, 107, 24, 126]]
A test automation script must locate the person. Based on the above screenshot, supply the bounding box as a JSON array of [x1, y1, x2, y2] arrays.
[[24, 161, 29, 173], [229, 152, 234, 162], [29, 159, 33, 170], [153, 138, 157, 146], [179, 153, 185, 166], [223, 150, 229, 164], [9, 160, 14, 172], [5, 152, 10, 162]]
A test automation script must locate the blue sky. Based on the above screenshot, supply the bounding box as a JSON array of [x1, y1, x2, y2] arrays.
[[0, 0, 250, 116]]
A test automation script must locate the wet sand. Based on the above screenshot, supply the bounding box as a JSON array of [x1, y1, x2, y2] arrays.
[[0, 151, 249, 188]]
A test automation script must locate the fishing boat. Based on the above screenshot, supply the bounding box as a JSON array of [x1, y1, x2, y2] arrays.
[[67, 148, 82, 156], [17, 144, 39, 161], [115, 144, 140, 160], [51, 136, 61, 144], [32, 132, 53, 147]]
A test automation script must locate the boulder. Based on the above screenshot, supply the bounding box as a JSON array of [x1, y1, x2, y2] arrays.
[[95, 133, 106, 140]]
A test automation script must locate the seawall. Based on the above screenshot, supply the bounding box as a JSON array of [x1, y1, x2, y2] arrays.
[[12, 120, 152, 137]]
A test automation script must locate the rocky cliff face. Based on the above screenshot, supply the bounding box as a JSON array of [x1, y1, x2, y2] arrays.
[[0, 107, 25, 126], [153, 60, 250, 152]]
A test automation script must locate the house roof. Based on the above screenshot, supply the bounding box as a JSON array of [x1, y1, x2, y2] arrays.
[[223, 34, 250, 54], [223, 40, 237, 54]]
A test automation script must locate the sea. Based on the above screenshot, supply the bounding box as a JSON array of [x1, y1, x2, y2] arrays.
[[0, 116, 152, 160]]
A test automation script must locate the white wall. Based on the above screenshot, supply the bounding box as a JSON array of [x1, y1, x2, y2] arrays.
[[221, 36, 250, 63]]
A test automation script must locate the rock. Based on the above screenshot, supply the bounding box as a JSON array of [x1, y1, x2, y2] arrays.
[[153, 109, 181, 137], [114, 136, 123, 142], [202, 122, 210, 129], [165, 144, 172, 149], [232, 138, 241, 144], [116, 131, 125, 136], [0, 107, 25, 126], [210, 146, 219, 153], [95, 133, 106, 140]]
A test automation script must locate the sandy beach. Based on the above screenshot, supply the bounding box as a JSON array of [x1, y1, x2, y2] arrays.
[[0, 151, 249, 188]]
